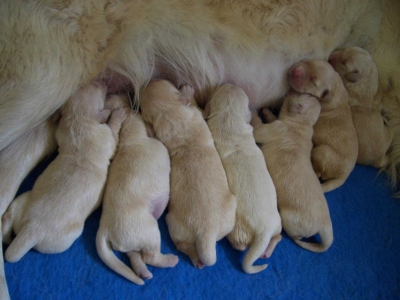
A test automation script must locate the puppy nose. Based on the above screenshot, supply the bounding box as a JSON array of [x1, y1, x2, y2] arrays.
[[290, 67, 305, 79]]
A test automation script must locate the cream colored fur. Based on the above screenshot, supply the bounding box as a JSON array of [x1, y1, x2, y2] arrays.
[[96, 95, 178, 285], [0, 0, 399, 295], [205, 84, 281, 274], [288, 60, 358, 192], [2, 82, 126, 262], [252, 91, 333, 252], [140, 80, 236, 268], [329, 46, 393, 168], [0, 113, 59, 300], [0, 0, 389, 153]]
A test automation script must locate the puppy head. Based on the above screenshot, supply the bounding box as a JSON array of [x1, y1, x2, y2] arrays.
[[140, 80, 194, 125], [288, 60, 343, 104], [63, 81, 107, 117], [204, 84, 251, 123], [329, 47, 378, 96], [280, 90, 321, 125]]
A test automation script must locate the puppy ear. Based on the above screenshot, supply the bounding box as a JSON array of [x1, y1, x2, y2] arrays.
[[320, 89, 331, 103], [344, 70, 360, 83], [288, 102, 303, 115], [203, 102, 211, 119]]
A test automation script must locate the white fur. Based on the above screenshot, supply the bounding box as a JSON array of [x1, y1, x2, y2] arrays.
[[2, 82, 125, 262], [96, 95, 177, 285], [205, 84, 281, 274]]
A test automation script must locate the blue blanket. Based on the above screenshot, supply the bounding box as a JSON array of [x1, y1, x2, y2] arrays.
[[4, 156, 400, 300]]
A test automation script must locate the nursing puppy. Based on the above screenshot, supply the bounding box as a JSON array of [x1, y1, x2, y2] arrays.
[[140, 80, 236, 268], [329, 47, 393, 168], [2, 82, 126, 262], [288, 60, 358, 192], [204, 84, 281, 274], [251, 91, 333, 252], [96, 95, 178, 285]]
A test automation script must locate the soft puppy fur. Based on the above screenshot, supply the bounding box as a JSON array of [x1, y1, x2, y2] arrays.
[[288, 60, 358, 193], [96, 95, 178, 286], [329, 46, 393, 168], [140, 80, 236, 268], [204, 84, 281, 274], [2, 82, 126, 262], [251, 91, 333, 252]]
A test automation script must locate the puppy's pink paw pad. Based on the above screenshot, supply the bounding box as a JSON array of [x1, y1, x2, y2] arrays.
[[194, 261, 205, 269]]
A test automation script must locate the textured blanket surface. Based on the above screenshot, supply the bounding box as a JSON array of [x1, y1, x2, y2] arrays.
[[4, 156, 400, 300]]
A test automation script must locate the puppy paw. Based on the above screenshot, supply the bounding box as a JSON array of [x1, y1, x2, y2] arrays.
[[179, 85, 195, 98], [193, 261, 205, 269], [139, 270, 153, 280], [164, 254, 179, 267]]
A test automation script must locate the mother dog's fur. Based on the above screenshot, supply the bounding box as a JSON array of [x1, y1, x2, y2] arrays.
[[0, 0, 391, 153]]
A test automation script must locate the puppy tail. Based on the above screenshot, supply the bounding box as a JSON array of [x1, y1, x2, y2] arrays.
[[5, 229, 37, 262], [95, 231, 145, 285], [294, 223, 334, 253], [241, 234, 270, 274], [196, 234, 217, 267]]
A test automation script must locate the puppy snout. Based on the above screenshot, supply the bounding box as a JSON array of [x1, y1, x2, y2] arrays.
[[288, 66, 305, 90]]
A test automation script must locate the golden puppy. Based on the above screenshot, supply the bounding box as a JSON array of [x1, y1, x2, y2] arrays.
[[251, 91, 333, 252], [204, 84, 281, 274], [288, 60, 358, 193], [96, 95, 178, 286], [140, 80, 236, 268], [329, 47, 393, 168], [2, 82, 126, 262]]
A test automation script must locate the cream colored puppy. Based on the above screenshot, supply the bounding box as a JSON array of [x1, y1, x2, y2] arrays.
[[140, 80, 236, 268], [329, 47, 393, 168], [204, 84, 281, 274], [2, 82, 126, 262], [288, 60, 358, 193], [96, 95, 178, 286], [251, 91, 333, 252]]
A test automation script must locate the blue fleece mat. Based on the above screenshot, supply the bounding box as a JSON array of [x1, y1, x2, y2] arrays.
[[4, 155, 400, 300]]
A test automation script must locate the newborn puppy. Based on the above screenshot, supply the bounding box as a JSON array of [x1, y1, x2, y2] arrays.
[[329, 47, 393, 168], [204, 84, 282, 274], [2, 82, 126, 262], [251, 91, 333, 252], [140, 80, 236, 268], [96, 95, 178, 286], [288, 60, 358, 193]]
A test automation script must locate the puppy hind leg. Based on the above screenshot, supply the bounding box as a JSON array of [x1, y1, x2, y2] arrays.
[[126, 251, 153, 280], [176, 242, 204, 269], [142, 251, 179, 269], [260, 234, 282, 259]]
